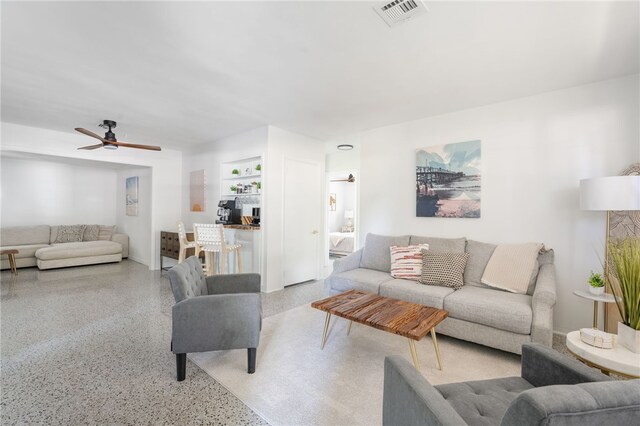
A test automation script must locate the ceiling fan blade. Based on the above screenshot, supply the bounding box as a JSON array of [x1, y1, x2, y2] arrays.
[[75, 128, 105, 141], [112, 141, 162, 151], [77, 143, 104, 150]]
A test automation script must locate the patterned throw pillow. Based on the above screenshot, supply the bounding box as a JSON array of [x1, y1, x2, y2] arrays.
[[420, 250, 470, 290], [53, 225, 86, 243], [390, 244, 429, 281], [82, 225, 100, 241], [98, 225, 116, 241]]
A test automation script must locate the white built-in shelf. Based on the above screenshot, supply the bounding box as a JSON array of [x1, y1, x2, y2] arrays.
[[223, 193, 262, 197], [224, 174, 262, 180]]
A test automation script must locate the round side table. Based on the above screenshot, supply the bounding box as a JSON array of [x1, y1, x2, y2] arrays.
[[572, 290, 617, 329], [566, 330, 640, 378]]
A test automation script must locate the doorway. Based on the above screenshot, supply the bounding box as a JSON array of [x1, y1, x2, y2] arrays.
[[325, 171, 358, 265]]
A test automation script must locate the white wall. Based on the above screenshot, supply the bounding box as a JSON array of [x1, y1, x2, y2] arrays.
[[116, 168, 152, 265], [181, 126, 267, 228], [264, 126, 325, 292], [0, 156, 117, 227], [1, 122, 182, 269], [358, 74, 640, 334]]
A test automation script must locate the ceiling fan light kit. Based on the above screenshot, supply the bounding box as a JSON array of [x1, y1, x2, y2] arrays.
[[75, 120, 162, 151]]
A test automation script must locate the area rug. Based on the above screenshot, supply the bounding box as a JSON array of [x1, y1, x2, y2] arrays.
[[189, 304, 521, 426]]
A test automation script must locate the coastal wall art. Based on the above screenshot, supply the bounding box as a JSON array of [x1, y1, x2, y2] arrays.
[[329, 193, 337, 211], [190, 170, 206, 212], [125, 176, 139, 216], [416, 140, 481, 218]]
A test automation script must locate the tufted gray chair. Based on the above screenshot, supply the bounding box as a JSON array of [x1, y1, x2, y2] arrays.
[[167, 256, 261, 381], [383, 343, 640, 425]]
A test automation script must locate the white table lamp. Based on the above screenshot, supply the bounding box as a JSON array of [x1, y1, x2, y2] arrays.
[[344, 210, 354, 229]]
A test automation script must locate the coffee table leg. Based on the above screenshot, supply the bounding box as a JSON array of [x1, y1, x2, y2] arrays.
[[408, 339, 420, 371], [321, 312, 331, 349], [9, 254, 17, 275], [430, 329, 443, 370], [347, 320, 353, 336]]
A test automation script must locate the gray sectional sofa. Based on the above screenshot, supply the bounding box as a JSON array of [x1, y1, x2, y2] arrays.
[[0, 225, 129, 270], [325, 234, 556, 354]]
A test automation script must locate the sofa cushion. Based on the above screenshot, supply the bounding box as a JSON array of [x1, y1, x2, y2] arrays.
[[329, 268, 393, 294], [390, 244, 429, 281], [82, 225, 100, 241], [435, 377, 533, 426], [380, 279, 454, 309], [464, 240, 496, 287], [35, 241, 122, 261], [1, 225, 50, 246], [98, 225, 116, 241], [0, 244, 50, 259], [53, 225, 86, 243], [409, 236, 466, 253], [360, 234, 410, 272], [420, 251, 469, 290], [444, 286, 533, 334]]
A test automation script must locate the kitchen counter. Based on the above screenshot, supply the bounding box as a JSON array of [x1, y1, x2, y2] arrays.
[[224, 224, 261, 231]]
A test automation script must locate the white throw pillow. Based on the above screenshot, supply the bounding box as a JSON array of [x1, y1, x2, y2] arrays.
[[390, 244, 429, 281]]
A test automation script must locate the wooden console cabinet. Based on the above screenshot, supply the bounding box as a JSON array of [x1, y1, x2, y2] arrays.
[[160, 231, 200, 271]]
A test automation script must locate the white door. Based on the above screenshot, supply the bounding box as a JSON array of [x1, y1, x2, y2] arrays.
[[283, 158, 321, 286]]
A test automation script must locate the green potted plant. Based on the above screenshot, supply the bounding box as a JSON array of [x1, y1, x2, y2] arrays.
[[588, 271, 605, 296], [229, 185, 237, 194], [607, 237, 640, 353], [231, 169, 240, 176], [256, 182, 261, 193], [255, 164, 261, 173]]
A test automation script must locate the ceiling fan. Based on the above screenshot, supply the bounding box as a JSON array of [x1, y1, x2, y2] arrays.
[[75, 120, 161, 151], [330, 173, 355, 183]]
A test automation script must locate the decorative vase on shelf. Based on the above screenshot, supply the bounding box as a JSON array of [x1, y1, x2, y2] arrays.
[[617, 322, 640, 353], [589, 286, 604, 296]]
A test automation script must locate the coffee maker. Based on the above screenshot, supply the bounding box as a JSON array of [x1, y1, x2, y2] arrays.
[[216, 199, 242, 225], [251, 207, 261, 226]]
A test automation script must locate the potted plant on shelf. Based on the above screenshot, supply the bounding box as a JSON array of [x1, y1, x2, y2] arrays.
[[255, 164, 261, 174], [229, 185, 237, 194], [588, 271, 605, 295], [256, 182, 261, 193], [607, 237, 640, 353], [232, 169, 240, 176]]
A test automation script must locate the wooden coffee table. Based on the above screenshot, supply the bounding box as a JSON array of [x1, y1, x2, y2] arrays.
[[311, 289, 448, 371]]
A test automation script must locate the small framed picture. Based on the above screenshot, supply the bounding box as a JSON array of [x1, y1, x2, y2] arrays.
[[329, 193, 336, 211]]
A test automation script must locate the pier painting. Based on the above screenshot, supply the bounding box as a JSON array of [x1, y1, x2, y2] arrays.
[[416, 140, 481, 218]]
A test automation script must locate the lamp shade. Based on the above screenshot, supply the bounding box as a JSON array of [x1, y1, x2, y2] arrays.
[[580, 176, 640, 211], [344, 210, 354, 219]]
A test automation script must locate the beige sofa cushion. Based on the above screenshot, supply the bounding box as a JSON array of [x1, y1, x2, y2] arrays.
[[0, 244, 50, 259], [1, 225, 50, 246], [409, 236, 467, 253], [36, 241, 122, 261], [329, 268, 393, 294]]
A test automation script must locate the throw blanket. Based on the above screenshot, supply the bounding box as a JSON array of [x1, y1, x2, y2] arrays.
[[330, 233, 346, 248], [481, 243, 543, 294]]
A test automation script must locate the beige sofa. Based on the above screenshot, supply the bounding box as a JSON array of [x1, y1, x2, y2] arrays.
[[0, 225, 129, 270]]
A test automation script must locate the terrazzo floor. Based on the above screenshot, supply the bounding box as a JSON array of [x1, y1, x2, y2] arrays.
[[0, 260, 324, 425], [1, 260, 580, 425]]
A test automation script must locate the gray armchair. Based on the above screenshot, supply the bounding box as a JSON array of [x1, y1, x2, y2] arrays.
[[383, 343, 640, 425], [168, 256, 261, 381]]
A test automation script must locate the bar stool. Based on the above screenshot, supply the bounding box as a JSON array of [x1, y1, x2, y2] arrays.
[[177, 221, 200, 264], [193, 223, 242, 275]]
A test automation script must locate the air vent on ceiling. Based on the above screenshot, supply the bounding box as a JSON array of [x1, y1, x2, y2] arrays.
[[374, 0, 429, 27]]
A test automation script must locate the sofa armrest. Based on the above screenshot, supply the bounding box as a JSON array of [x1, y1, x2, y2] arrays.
[[172, 293, 261, 353], [111, 233, 129, 258], [531, 263, 556, 346], [332, 248, 363, 274], [206, 273, 261, 295], [521, 343, 611, 387], [501, 380, 640, 426], [383, 356, 467, 426]]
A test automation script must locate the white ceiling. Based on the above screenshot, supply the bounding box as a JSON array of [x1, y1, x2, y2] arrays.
[[2, 1, 638, 150], [0, 150, 145, 170]]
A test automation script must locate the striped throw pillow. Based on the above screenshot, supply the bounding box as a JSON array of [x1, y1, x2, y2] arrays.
[[420, 250, 469, 290], [390, 244, 429, 281]]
